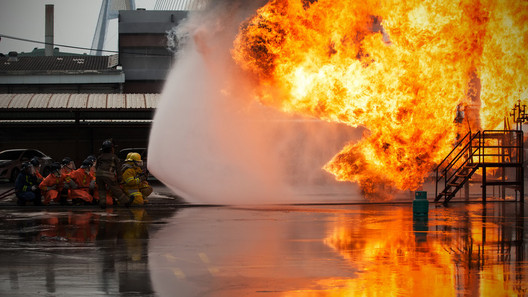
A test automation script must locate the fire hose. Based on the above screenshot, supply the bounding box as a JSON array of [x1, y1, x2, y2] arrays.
[[0, 188, 15, 200]]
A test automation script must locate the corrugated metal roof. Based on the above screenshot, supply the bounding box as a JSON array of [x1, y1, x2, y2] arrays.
[[87, 94, 107, 109], [145, 94, 158, 108], [68, 94, 89, 108], [0, 93, 160, 110], [18, 48, 88, 57], [0, 55, 120, 72], [48, 94, 70, 108], [0, 94, 15, 108], [107, 94, 125, 108], [30, 94, 53, 108], [126, 94, 145, 109], [9, 94, 32, 108]]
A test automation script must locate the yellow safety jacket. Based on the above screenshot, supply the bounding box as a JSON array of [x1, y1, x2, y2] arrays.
[[121, 163, 144, 205]]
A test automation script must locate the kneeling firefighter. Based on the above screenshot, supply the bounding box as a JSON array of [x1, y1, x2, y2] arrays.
[[30, 157, 44, 183], [39, 162, 62, 205], [121, 152, 151, 206], [95, 139, 132, 208], [67, 159, 96, 205], [14, 162, 42, 206]]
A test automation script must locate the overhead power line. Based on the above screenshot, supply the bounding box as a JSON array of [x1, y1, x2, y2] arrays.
[[0, 34, 172, 57]]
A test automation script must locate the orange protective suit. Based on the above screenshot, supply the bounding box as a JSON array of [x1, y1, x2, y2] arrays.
[[39, 174, 63, 205], [60, 166, 74, 176], [68, 168, 94, 203], [35, 171, 43, 182]]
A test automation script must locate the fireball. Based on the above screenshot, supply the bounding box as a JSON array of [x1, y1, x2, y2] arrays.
[[231, 0, 528, 200]]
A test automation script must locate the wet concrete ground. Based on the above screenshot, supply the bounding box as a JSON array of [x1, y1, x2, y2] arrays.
[[0, 186, 526, 296]]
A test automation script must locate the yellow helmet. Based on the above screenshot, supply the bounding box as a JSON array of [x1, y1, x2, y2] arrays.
[[126, 152, 142, 162]]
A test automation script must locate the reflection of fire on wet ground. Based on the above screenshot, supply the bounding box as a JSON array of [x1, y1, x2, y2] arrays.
[[320, 204, 526, 296], [2, 202, 523, 296]]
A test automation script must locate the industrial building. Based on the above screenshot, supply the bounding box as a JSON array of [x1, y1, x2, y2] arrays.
[[0, 53, 124, 94], [0, 93, 158, 164], [0, 2, 194, 163], [119, 10, 187, 93]]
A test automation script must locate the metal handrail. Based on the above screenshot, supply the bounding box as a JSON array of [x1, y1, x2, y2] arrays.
[[435, 131, 481, 200], [435, 129, 524, 202], [443, 133, 481, 189], [481, 130, 523, 164], [434, 131, 471, 171], [443, 137, 473, 173], [435, 131, 480, 183]]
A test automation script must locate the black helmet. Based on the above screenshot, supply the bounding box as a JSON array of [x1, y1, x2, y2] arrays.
[[81, 159, 93, 168], [86, 155, 96, 163], [61, 157, 73, 166], [21, 162, 32, 171], [101, 139, 114, 153], [30, 157, 40, 167], [50, 162, 61, 173]]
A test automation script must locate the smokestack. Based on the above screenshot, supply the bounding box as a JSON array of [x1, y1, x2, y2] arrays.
[[45, 4, 54, 56]]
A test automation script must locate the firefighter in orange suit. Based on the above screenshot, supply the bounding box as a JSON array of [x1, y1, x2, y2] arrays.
[[59, 157, 76, 204], [60, 157, 76, 175], [121, 152, 149, 206], [68, 159, 96, 205], [39, 162, 63, 205]]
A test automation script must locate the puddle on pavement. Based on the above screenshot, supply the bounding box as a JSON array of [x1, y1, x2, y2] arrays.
[[0, 202, 526, 296], [0, 207, 177, 296]]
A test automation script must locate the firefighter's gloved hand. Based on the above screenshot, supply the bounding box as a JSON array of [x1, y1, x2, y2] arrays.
[[70, 182, 78, 189], [63, 183, 70, 190], [89, 180, 96, 190], [48, 185, 56, 190], [31, 185, 38, 191]]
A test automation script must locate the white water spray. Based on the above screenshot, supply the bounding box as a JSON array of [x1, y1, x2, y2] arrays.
[[148, 1, 363, 204]]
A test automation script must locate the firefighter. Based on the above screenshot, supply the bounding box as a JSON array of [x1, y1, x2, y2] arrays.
[[86, 155, 97, 173], [95, 139, 132, 208], [30, 157, 44, 182], [60, 157, 76, 205], [90, 154, 113, 207], [454, 103, 465, 124], [68, 159, 96, 205], [453, 103, 467, 146], [132, 153, 153, 199], [14, 162, 42, 206], [39, 162, 62, 205], [59, 157, 75, 205], [60, 157, 76, 175], [139, 178, 153, 200], [121, 152, 149, 206]]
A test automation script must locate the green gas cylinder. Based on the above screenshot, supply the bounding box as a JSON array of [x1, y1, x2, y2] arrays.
[[413, 191, 429, 217]]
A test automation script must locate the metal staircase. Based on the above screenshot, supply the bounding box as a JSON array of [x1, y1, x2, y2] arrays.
[[435, 130, 524, 205], [434, 131, 480, 204]]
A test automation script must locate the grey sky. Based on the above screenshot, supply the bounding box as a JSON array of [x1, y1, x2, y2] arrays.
[[0, 0, 155, 55]]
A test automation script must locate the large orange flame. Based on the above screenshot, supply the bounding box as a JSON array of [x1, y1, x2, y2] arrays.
[[231, 0, 528, 200]]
